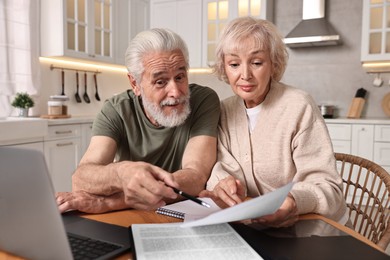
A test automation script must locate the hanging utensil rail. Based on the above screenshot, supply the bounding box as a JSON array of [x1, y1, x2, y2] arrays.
[[50, 64, 102, 74]]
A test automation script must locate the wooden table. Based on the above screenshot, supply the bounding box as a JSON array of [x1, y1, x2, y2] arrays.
[[0, 210, 384, 259]]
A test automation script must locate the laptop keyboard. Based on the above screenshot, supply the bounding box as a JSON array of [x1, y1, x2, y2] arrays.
[[67, 232, 122, 260]]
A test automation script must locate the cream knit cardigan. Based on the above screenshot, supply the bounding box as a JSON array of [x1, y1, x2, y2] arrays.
[[207, 81, 348, 223]]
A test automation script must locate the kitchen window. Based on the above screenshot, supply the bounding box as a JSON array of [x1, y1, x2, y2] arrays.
[[0, 0, 40, 117]]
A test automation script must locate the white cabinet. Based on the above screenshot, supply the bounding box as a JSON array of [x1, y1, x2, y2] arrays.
[[326, 123, 351, 154], [361, 0, 390, 62], [44, 124, 82, 192], [150, 0, 203, 68], [81, 122, 93, 155], [41, 0, 149, 65], [150, 0, 273, 68], [374, 125, 390, 172], [41, 0, 117, 63], [202, 0, 273, 66], [116, 0, 150, 65], [326, 120, 390, 205], [351, 124, 374, 160]]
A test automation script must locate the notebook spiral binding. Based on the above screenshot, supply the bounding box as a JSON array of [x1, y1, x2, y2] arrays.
[[155, 208, 185, 220]]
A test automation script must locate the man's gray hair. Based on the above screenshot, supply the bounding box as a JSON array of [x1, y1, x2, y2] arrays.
[[125, 28, 189, 84]]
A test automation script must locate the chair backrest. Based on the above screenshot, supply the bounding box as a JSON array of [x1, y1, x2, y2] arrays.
[[335, 152, 390, 249]]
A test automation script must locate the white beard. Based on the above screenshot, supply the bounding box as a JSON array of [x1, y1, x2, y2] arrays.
[[140, 89, 191, 128]]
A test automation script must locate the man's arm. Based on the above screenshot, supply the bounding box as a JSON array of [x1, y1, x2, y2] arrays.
[[171, 135, 217, 197], [72, 135, 120, 194], [59, 135, 178, 212]]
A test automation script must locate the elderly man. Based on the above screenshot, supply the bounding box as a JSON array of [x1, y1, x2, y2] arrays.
[[56, 28, 220, 213]]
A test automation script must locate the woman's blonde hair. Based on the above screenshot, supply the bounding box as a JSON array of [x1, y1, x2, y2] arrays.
[[212, 16, 288, 83]]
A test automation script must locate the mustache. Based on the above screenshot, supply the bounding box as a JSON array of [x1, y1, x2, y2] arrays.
[[160, 95, 189, 106]]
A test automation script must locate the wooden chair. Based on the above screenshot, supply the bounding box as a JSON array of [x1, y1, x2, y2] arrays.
[[335, 152, 390, 250]]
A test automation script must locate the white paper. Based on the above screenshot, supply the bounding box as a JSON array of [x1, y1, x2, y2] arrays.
[[131, 222, 263, 260], [181, 182, 293, 227]]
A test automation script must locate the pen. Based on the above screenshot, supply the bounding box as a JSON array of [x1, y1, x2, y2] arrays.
[[169, 186, 211, 208]]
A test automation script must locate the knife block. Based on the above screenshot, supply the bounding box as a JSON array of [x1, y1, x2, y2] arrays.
[[347, 97, 365, 119]]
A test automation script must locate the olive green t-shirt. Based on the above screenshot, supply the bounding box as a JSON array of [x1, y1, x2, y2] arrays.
[[92, 84, 220, 172]]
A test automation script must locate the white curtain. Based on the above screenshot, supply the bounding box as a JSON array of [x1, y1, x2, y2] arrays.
[[0, 0, 40, 117]]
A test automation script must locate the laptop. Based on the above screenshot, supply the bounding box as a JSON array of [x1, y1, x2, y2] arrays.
[[0, 146, 130, 260]]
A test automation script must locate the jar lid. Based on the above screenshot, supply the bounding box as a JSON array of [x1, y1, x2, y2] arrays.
[[48, 101, 63, 106]]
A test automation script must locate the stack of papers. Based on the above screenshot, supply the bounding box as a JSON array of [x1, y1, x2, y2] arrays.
[[131, 183, 294, 260]]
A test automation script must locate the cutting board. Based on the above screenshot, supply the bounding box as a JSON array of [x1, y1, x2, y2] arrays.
[[40, 114, 71, 119], [382, 92, 390, 117]]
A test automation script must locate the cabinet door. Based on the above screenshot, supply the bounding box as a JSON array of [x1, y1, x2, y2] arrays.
[[351, 124, 374, 160], [44, 138, 81, 192], [81, 123, 93, 155], [325, 123, 351, 153], [202, 0, 273, 66], [116, 0, 150, 65], [41, 0, 116, 64], [150, 0, 203, 68], [361, 0, 390, 61]]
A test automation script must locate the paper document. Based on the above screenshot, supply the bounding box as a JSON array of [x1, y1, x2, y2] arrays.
[[131, 222, 263, 260], [181, 182, 293, 227]]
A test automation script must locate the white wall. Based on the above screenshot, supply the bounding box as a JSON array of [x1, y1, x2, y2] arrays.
[[32, 61, 130, 117]]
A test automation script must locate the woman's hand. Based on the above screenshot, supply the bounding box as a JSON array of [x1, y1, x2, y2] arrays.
[[199, 176, 245, 208], [248, 195, 299, 228]]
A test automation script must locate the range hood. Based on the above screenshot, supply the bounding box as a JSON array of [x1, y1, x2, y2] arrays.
[[284, 0, 341, 48]]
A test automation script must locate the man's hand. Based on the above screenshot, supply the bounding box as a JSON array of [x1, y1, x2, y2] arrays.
[[248, 195, 298, 228], [115, 161, 179, 210], [56, 191, 123, 213], [199, 176, 245, 208]]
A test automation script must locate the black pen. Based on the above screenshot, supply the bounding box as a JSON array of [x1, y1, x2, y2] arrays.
[[169, 186, 211, 208]]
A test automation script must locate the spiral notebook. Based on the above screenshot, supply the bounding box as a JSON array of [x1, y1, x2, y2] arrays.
[[155, 198, 221, 221]]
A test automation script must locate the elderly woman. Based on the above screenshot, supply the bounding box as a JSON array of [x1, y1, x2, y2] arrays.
[[201, 17, 348, 227]]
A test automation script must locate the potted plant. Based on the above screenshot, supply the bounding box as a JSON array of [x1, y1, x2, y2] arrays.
[[11, 92, 34, 117]]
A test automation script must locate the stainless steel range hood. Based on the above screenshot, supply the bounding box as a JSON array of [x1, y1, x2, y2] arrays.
[[284, 0, 341, 48]]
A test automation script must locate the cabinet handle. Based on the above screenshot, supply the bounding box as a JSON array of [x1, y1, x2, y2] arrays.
[[56, 142, 73, 147], [55, 130, 73, 135]]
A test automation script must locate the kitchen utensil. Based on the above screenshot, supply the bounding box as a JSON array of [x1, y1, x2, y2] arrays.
[[83, 73, 91, 103], [94, 73, 101, 101], [75, 72, 82, 103], [61, 70, 65, 95], [382, 92, 390, 117]]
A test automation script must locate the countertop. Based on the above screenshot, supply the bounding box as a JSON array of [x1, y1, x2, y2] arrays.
[[324, 118, 390, 124], [0, 115, 95, 145], [1, 115, 389, 145]]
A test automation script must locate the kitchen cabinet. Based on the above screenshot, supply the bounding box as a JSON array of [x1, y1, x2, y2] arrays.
[[116, 0, 150, 65], [150, 0, 203, 68], [202, 0, 273, 66], [44, 124, 82, 192], [41, 0, 149, 65], [374, 125, 390, 173], [361, 0, 390, 62], [41, 0, 116, 63], [81, 122, 93, 155], [325, 119, 390, 204], [150, 0, 273, 68]]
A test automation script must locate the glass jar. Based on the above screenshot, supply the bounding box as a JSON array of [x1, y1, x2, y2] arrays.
[[48, 101, 63, 115]]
